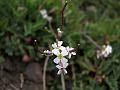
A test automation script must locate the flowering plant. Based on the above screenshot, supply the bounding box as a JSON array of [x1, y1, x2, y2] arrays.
[[44, 41, 76, 75]]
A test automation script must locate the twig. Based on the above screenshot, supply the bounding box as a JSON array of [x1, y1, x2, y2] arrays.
[[34, 40, 45, 54], [43, 56, 50, 90], [48, 22, 58, 41], [60, 1, 68, 90], [81, 32, 101, 49], [61, 1, 68, 31], [20, 73, 24, 89], [61, 73, 66, 90], [10, 84, 20, 90]]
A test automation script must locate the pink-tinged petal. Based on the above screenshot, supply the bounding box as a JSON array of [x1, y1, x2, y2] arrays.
[[58, 41, 63, 47], [61, 58, 68, 64], [57, 70, 62, 75], [63, 69, 67, 74], [56, 65, 62, 69], [62, 62, 68, 68], [54, 57, 60, 64], [52, 43, 57, 49], [66, 46, 69, 52], [69, 47, 73, 51], [103, 52, 108, 57], [52, 49, 60, 56], [61, 49, 68, 56]]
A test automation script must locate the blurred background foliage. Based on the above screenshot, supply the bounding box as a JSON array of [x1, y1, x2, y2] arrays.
[[0, 0, 120, 90]]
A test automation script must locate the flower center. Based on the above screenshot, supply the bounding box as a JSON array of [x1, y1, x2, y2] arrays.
[[56, 46, 61, 49], [58, 54, 63, 59]]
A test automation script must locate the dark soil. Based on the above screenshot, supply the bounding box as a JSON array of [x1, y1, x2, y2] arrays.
[[0, 59, 44, 90], [0, 59, 72, 90]]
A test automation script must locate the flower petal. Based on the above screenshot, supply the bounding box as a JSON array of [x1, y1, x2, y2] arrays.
[[52, 43, 57, 49], [61, 49, 68, 56], [57, 70, 62, 75], [58, 41, 63, 47], [106, 45, 112, 54], [54, 57, 60, 64], [52, 49, 60, 56], [44, 50, 52, 54], [68, 54, 72, 59], [56, 65, 62, 69], [66, 46, 70, 51], [40, 9, 47, 16], [62, 62, 68, 68], [72, 52, 76, 55], [60, 46, 66, 51], [63, 69, 67, 74], [61, 58, 68, 64]]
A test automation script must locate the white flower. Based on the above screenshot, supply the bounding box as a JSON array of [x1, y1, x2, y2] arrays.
[[57, 28, 63, 37], [52, 41, 63, 49], [43, 40, 77, 75], [40, 9, 52, 22], [40, 9, 48, 19], [101, 45, 112, 58], [56, 62, 68, 75], [66, 46, 76, 59], [96, 49, 101, 59], [52, 49, 68, 64], [97, 44, 112, 58], [44, 50, 53, 55], [52, 41, 67, 52], [105, 45, 112, 54]]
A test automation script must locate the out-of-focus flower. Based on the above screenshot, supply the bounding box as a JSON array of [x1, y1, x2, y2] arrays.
[[40, 9, 52, 22], [44, 50, 53, 56], [96, 44, 112, 59], [105, 45, 112, 54], [101, 45, 112, 58], [56, 62, 68, 75], [66, 46, 76, 59], [96, 48, 101, 59], [40, 9, 48, 18], [57, 28, 63, 38]]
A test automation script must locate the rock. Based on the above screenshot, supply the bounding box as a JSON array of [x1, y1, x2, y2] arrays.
[[22, 54, 31, 62], [24, 62, 43, 83]]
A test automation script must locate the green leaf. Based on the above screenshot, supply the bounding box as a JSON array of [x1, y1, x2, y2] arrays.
[[105, 75, 118, 90]]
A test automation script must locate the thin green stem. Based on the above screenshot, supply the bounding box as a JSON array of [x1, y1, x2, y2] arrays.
[[43, 56, 49, 90]]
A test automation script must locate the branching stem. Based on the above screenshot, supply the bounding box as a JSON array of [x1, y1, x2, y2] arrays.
[[81, 32, 101, 49], [61, 1, 68, 31]]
